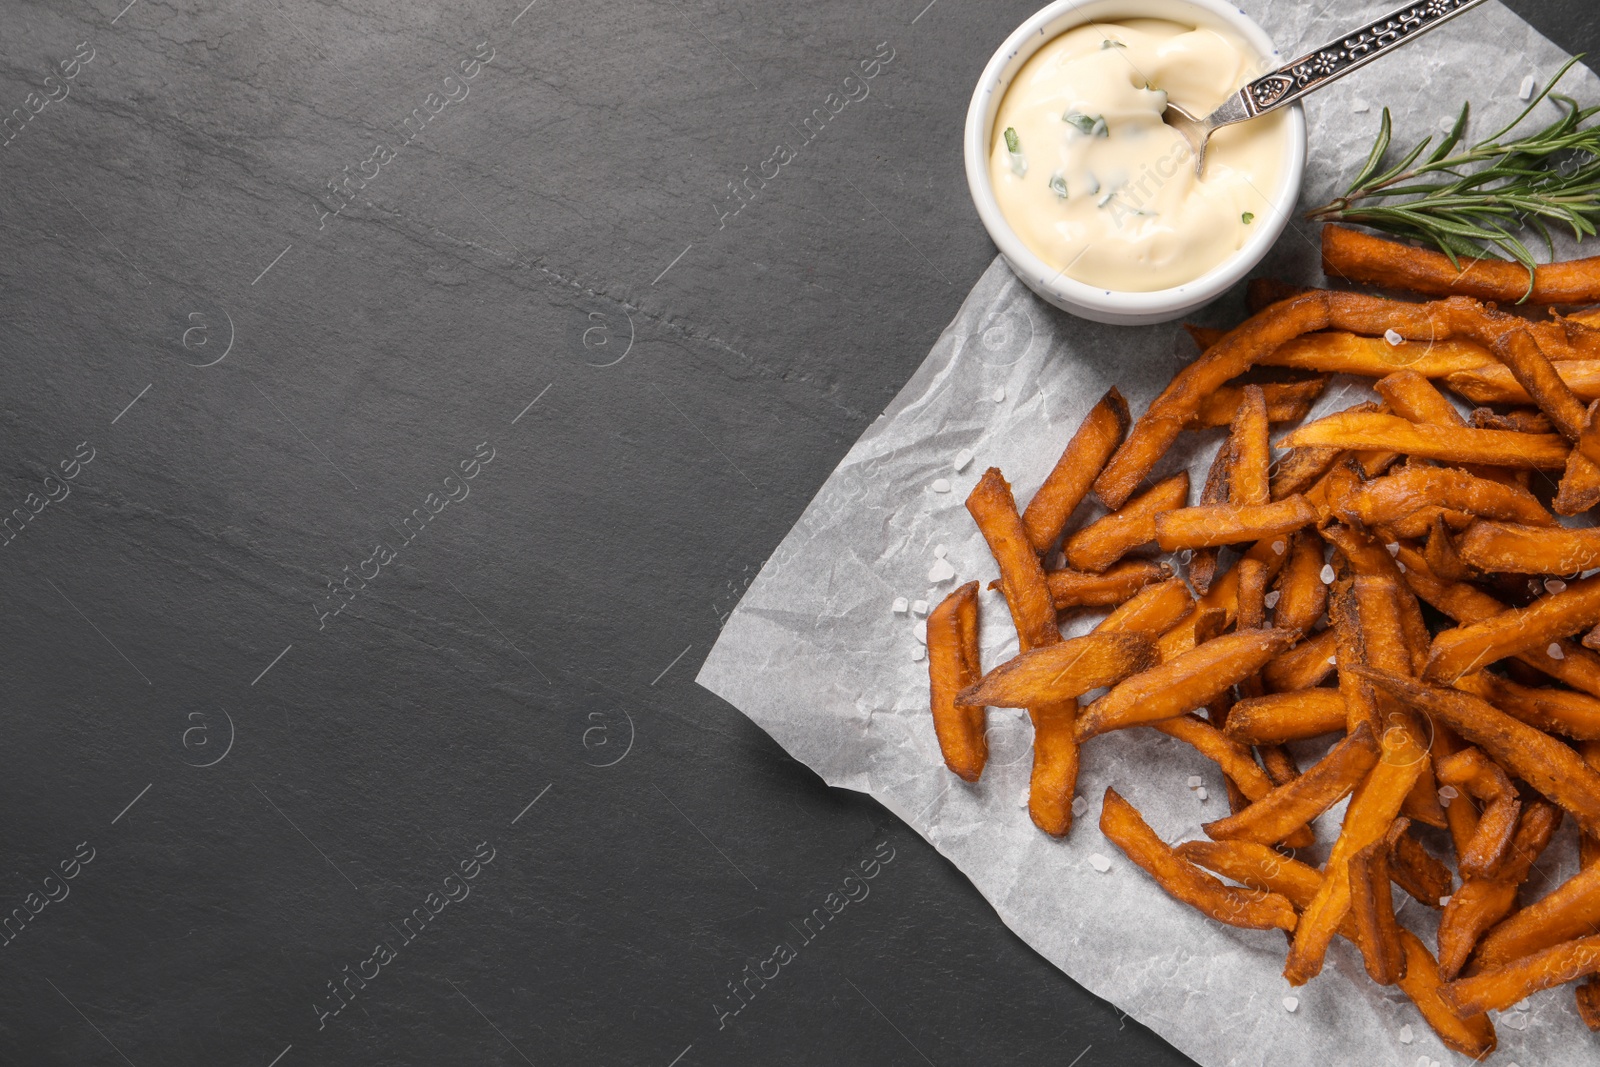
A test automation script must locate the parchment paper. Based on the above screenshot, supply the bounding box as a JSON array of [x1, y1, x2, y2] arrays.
[[698, 3, 1598, 1063]]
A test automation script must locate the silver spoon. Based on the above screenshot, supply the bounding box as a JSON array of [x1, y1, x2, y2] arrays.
[[1166, 0, 1491, 176]]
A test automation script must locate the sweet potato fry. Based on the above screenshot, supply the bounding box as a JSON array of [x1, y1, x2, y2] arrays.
[[1158, 605, 1226, 662], [1349, 818, 1410, 985], [1064, 472, 1190, 573], [1356, 668, 1600, 839], [1223, 689, 1347, 744], [1189, 378, 1329, 429], [1188, 435, 1234, 595], [1177, 840, 1496, 1055], [1453, 671, 1600, 740], [967, 469, 1059, 652], [1262, 627, 1338, 692], [1151, 713, 1278, 806], [1445, 934, 1600, 1015], [1442, 360, 1600, 405], [1271, 530, 1327, 635], [1044, 559, 1173, 610], [927, 582, 985, 781], [1154, 497, 1317, 552], [1094, 292, 1333, 509], [1236, 557, 1269, 630], [1472, 407, 1556, 434], [1231, 385, 1271, 506], [1022, 387, 1130, 552], [1424, 513, 1473, 582], [1391, 831, 1453, 910], [1455, 520, 1600, 574], [1424, 574, 1600, 683], [1260, 331, 1497, 378], [1099, 787, 1298, 931], [1577, 975, 1600, 1031], [1279, 412, 1570, 469], [1077, 629, 1299, 740], [1029, 706, 1080, 840], [1374, 368, 1465, 426], [1470, 861, 1600, 975], [1437, 748, 1522, 881], [1283, 726, 1429, 985], [1323, 222, 1600, 305], [1437, 800, 1562, 979], [957, 633, 1158, 709], [1270, 442, 1344, 501], [1202, 721, 1380, 846], [1093, 578, 1194, 636], [1336, 467, 1553, 531]]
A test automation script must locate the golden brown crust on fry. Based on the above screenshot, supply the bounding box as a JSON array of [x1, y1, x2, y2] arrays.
[[1150, 713, 1278, 805], [1323, 222, 1600, 305], [1043, 559, 1173, 609], [1077, 629, 1299, 740], [1338, 467, 1553, 531], [1099, 787, 1299, 931], [1469, 861, 1600, 975], [927, 582, 986, 781], [1395, 931, 1499, 1058], [1262, 627, 1338, 692], [1455, 520, 1600, 575], [1471, 407, 1556, 434], [1064, 472, 1190, 573], [1443, 360, 1600, 405], [1349, 819, 1410, 985], [1436, 748, 1521, 881], [1202, 721, 1380, 846], [1424, 574, 1600, 683], [1454, 672, 1600, 741], [1437, 800, 1562, 980], [1264, 332, 1498, 378], [1272, 530, 1328, 634], [1189, 378, 1329, 430], [1390, 831, 1453, 910], [1094, 578, 1194, 636], [1022, 387, 1130, 553], [1223, 689, 1347, 745], [1280, 412, 1570, 469], [967, 468, 1059, 653], [957, 632, 1159, 709], [1154, 497, 1318, 551], [1444, 934, 1600, 1015]]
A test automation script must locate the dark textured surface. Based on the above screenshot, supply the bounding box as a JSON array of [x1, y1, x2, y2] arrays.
[[0, 2, 1591, 1065]]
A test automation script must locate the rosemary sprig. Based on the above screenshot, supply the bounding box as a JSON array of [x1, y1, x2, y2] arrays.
[[1306, 56, 1600, 297]]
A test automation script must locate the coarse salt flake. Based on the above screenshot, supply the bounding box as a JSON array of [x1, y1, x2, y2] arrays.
[[1584, 568, 1600, 579], [1087, 853, 1112, 873], [913, 622, 927, 645], [1196, 787, 1208, 801], [953, 448, 974, 472], [892, 597, 909, 614], [1187, 775, 1203, 789], [1018, 790, 1030, 809], [1320, 563, 1336, 584], [1396, 561, 1406, 573], [1549, 642, 1566, 660], [934, 544, 948, 559], [1439, 785, 1459, 802], [1353, 98, 1370, 113], [1328, 655, 1338, 666], [928, 559, 957, 582], [1398, 1025, 1414, 1044], [931, 478, 952, 494], [1385, 329, 1405, 346], [1546, 578, 1567, 594], [1264, 590, 1281, 609], [912, 599, 929, 616], [1386, 542, 1400, 556], [1282, 995, 1299, 1013], [1513, 999, 1531, 1012], [1520, 74, 1537, 100], [1072, 795, 1089, 817], [1440, 895, 1452, 907], [911, 645, 925, 662], [1272, 540, 1287, 555], [1503, 1013, 1528, 1031], [993, 386, 1007, 403]]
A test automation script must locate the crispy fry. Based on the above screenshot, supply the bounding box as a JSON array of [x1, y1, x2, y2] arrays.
[[1189, 378, 1329, 429], [1261, 332, 1498, 378], [927, 582, 985, 781], [1455, 520, 1600, 574], [1454, 671, 1600, 741], [1202, 721, 1380, 846], [1349, 818, 1410, 985], [1160, 539, 1288, 653], [1077, 629, 1299, 740], [1424, 574, 1600, 683], [1189, 435, 1235, 594], [1262, 627, 1338, 692], [1064, 472, 1190, 573], [1178, 838, 1496, 1055], [1044, 559, 1173, 609], [1437, 748, 1521, 881], [1151, 713, 1278, 808], [1231, 384, 1271, 506], [1442, 359, 1600, 405], [1236, 557, 1269, 630], [1374, 368, 1464, 426], [1445, 934, 1600, 1015], [1095, 291, 1333, 509], [1323, 222, 1600, 305], [957, 633, 1158, 709], [1283, 727, 1429, 985], [967, 469, 1060, 652], [1470, 861, 1600, 975], [1154, 496, 1317, 551], [1272, 530, 1328, 634], [1437, 800, 1562, 979], [1391, 831, 1454, 910], [1159, 605, 1226, 662], [1029, 706, 1080, 840], [1099, 787, 1298, 931], [1336, 467, 1553, 530], [1270, 442, 1344, 501], [1279, 411, 1569, 469], [1223, 689, 1347, 744], [1492, 327, 1595, 442], [1424, 513, 1473, 581], [1022, 387, 1130, 552], [1357, 668, 1600, 839], [1329, 561, 1382, 735], [1472, 407, 1555, 434], [1094, 578, 1194, 636]]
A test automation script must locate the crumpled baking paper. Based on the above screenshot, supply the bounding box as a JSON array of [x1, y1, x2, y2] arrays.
[[698, 3, 1598, 1063]]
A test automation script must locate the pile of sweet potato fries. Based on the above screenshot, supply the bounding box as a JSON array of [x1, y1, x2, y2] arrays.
[[926, 226, 1600, 1056]]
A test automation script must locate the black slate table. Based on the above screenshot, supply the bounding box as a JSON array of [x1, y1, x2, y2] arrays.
[[1, 2, 1594, 1064]]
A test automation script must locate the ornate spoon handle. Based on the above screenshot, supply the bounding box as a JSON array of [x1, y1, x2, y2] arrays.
[[1221, 0, 1492, 124]]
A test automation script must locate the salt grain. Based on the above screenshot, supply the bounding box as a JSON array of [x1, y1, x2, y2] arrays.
[[1187, 775, 1203, 789], [1584, 568, 1600, 579], [953, 448, 974, 472], [1072, 795, 1089, 817], [1398, 1025, 1414, 1045], [1385, 328, 1405, 346], [1087, 853, 1112, 873], [1018, 790, 1030, 809], [912, 599, 929, 616], [1440, 895, 1452, 907], [1282, 995, 1299, 1013], [1513, 999, 1531, 1012], [1328, 655, 1338, 666], [892, 597, 909, 614], [928, 558, 957, 582], [1439, 785, 1459, 802], [1353, 98, 1370, 113], [931, 478, 952, 494], [1320, 563, 1336, 584], [1519, 74, 1537, 100], [1196, 787, 1208, 801], [993, 386, 1007, 403], [1264, 590, 1281, 609], [1386, 542, 1400, 556], [913, 622, 927, 645], [934, 544, 948, 559], [1546, 578, 1567, 594], [1549, 642, 1566, 660], [1503, 1013, 1528, 1031], [911, 645, 925, 661], [1272, 540, 1287, 555], [1396, 561, 1406, 573]]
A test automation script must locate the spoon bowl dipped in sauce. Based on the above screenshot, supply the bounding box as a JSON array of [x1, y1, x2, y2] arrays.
[[965, 0, 1306, 324]]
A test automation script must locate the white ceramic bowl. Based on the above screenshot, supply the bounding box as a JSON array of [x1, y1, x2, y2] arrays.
[[964, 0, 1307, 325]]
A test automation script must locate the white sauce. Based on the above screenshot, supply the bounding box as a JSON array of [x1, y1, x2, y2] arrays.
[[989, 19, 1291, 292]]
